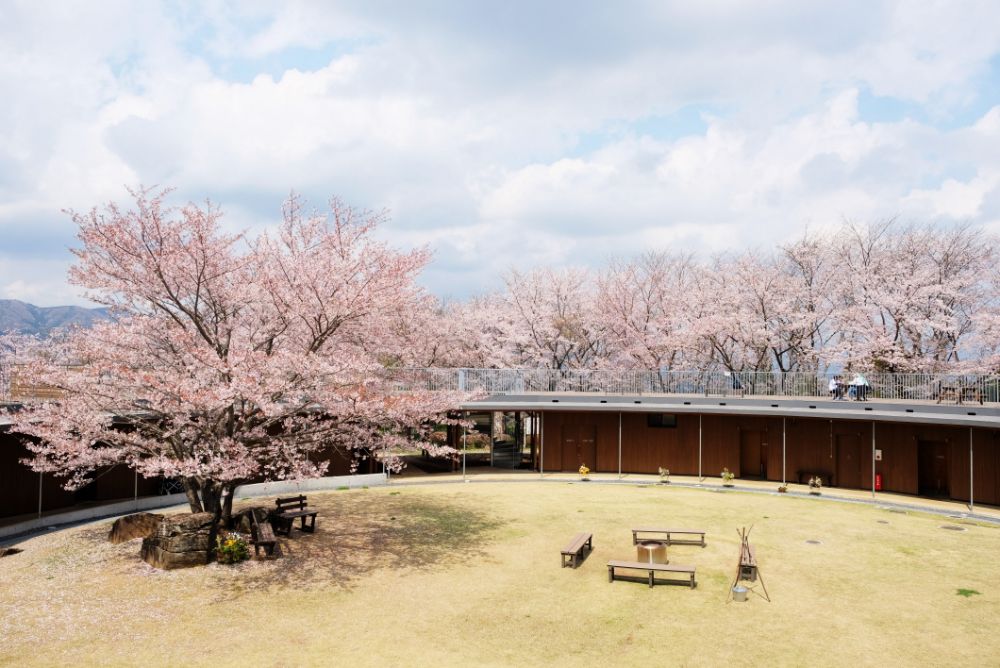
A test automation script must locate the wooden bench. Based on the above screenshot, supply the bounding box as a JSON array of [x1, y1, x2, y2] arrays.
[[631, 527, 706, 547], [274, 495, 319, 536], [607, 560, 697, 588], [251, 512, 277, 557], [561, 532, 593, 568]]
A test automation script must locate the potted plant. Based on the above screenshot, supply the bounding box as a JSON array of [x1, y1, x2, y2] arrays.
[[808, 476, 823, 495], [658, 467, 670, 484], [721, 467, 735, 487], [215, 532, 250, 565], [578, 464, 590, 481]]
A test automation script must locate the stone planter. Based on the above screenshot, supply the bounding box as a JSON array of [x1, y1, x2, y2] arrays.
[[140, 512, 216, 570]]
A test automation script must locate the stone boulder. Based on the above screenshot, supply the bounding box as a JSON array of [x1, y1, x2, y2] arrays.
[[108, 512, 164, 544], [230, 506, 271, 536], [140, 512, 216, 570]]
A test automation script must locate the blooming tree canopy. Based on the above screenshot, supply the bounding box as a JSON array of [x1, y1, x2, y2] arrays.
[[447, 221, 997, 375], [11, 188, 464, 520]]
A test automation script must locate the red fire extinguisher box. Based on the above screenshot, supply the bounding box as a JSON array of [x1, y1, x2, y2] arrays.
[[875, 473, 883, 491]]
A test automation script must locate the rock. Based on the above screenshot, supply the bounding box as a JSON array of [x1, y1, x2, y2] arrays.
[[108, 512, 163, 544], [140, 512, 216, 570], [140, 543, 208, 569], [230, 506, 271, 535]]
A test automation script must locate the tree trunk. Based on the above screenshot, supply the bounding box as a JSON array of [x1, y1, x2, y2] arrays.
[[183, 478, 205, 514], [222, 484, 236, 525], [206, 501, 223, 565]]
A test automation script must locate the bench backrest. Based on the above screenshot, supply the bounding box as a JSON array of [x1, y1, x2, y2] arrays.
[[276, 495, 308, 511]]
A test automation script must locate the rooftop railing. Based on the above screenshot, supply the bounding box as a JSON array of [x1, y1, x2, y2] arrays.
[[4, 364, 998, 405], [382, 368, 1000, 404]]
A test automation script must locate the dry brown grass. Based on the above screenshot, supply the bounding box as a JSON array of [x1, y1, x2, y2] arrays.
[[1, 482, 998, 667]]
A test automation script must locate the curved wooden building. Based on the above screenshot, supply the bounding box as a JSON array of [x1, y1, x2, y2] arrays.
[[461, 394, 1000, 506]]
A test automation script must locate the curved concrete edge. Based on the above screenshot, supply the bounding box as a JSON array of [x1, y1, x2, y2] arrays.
[[387, 474, 1000, 525], [0, 472, 387, 541]]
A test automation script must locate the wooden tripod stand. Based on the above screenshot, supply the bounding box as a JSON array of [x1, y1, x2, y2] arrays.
[[726, 525, 771, 602]]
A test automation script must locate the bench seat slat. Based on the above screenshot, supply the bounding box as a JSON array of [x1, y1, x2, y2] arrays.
[[607, 560, 697, 589], [607, 560, 695, 573], [561, 532, 590, 554]]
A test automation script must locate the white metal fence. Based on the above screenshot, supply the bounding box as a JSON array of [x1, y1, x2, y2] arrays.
[[382, 368, 1000, 403], [4, 364, 997, 404]]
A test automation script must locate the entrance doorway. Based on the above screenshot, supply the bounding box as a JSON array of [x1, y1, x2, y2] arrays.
[[835, 433, 862, 489], [918, 440, 950, 497], [560, 424, 597, 472], [739, 430, 764, 479]]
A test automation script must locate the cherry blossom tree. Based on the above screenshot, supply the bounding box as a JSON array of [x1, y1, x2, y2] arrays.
[[11, 188, 464, 523], [830, 221, 991, 371], [500, 267, 603, 370], [443, 294, 513, 369], [595, 252, 695, 371], [775, 233, 838, 372], [686, 254, 774, 374]]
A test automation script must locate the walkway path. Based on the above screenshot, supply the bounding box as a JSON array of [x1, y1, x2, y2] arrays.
[[390, 470, 1000, 525]]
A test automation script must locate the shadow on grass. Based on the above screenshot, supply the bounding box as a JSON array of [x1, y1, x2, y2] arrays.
[[207, 491, 506, 600]]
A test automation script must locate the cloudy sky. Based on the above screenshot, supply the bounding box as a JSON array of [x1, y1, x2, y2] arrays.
[[2, 1, 1000, 306]]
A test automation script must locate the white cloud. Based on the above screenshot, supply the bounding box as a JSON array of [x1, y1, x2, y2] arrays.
[[1, 1, 999, 305]]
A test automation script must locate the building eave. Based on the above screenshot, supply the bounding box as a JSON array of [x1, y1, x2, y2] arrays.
[[459, 395, 1000, 429]]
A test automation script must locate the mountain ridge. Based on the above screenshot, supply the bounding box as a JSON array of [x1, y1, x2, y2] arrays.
[[0, 299, 110, 337]]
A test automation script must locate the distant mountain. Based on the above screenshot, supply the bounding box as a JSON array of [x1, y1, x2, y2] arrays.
[[0, 299, 110, 337]]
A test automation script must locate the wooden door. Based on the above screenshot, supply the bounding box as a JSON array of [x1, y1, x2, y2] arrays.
[[739, 430, 762, 478], [561, 424, 596, 472], [836, 433, 862, 489], [560, 425, 578, 472], [579, 426, 597, 472], [918, 440, 950, 497]]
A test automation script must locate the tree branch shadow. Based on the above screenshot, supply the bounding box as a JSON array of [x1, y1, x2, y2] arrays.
[[206, 491, 506, 601]]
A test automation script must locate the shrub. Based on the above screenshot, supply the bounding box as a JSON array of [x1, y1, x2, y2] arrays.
[[215, 532, 250, 564], [721, 467, 735, 484]]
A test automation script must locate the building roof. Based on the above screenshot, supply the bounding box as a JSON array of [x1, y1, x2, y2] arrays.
[[461, 394, 1000, 428]]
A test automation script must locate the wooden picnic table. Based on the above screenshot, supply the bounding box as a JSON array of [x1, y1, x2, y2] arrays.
[[937, 385, 983, 405]]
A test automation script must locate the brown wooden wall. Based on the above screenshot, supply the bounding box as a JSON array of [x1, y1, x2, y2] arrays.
[[0, 425, 382, 522], [540, 411, 1000, 505], [0, 429, 163, 520]]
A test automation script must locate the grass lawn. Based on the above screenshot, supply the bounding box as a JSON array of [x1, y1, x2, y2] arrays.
[[1, 481, 997, 667]]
